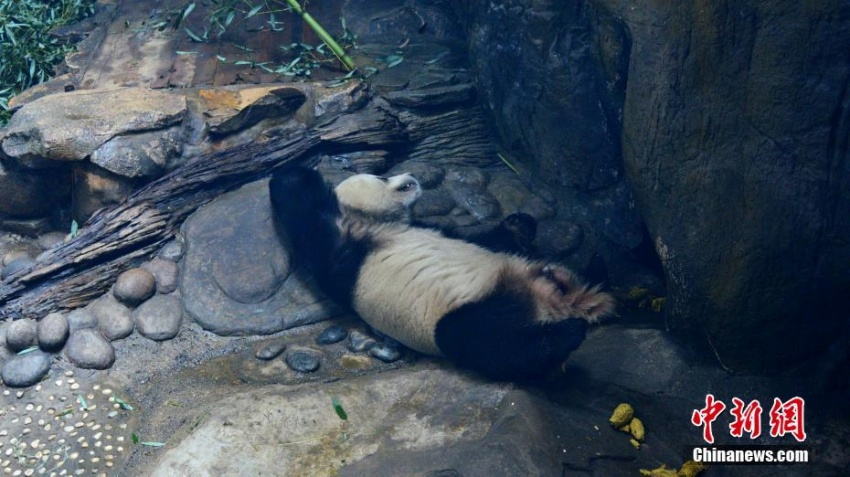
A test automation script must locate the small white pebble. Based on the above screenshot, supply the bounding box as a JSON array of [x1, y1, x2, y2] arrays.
[[92, 385, 100, 391], [66, 378, 75, 384], [76, 437, 85, 444], [35, 405, 42, 412], [35, 384, 42, 392], [0, 430, 6, 436], [68, 453, 78, 460], [103, 445, 112, 452], [59, 397, 66, 402], [24, 469, 33, 476], [2, 390, 9, 396], [63, 426, 74, 433], [104, 463, 112, 469], [69, 384, 80, 391], [13, 469, 22, 476], [54, 380, 63, 387], [93, 433, 102, 440], [101, 389, 112, 396], [47, 435, 56, 442], [25, 404, 34, 412], [74, 422, 84, 429], [116, 446, 123, 452], [90, 458, 99, 464], [43, 424, 51, 431], [94, 441, 101, 448], [80, 442, 88, 449], [68, 432, 78, 438], [21, 428, 31, 435], [48, 396, 54, 402], [56, 439, 65, 445], [30, 440, 39, 449], [118, 424, 126, 430], [91, 424, 100, 431], [64, 370, 73, 377], [24, 417, 32, 424], [86, 394, 95, 400], [115, 437, 123, 443], [15, 391, 24, 399]]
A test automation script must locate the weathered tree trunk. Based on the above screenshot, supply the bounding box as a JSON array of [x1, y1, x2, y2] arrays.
[[0, 91, 414, 321]]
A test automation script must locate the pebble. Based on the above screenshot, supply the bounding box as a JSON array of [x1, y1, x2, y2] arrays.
[[36, 232, 67, 250], [255, 341, 286, 360], [388, 162, 445, 189], [0, 350, 52, 387], [315, 325, 348, 345], [284, 350, 321, 373], [66, 309, 98, 333], [347, 331, 376, 352], [157, 239, 185, 262], [141, 258, 179, 294], [0, 256, 35, 280], [445, 167, 490, 188], [89, 297, 134, 341], [64, 329, 115, 370], [5, 319, 37, 352], [133, 295, 182, 341], [37, 313, 70, 351], [113, 268, 156, 306], [369, 343, 403, 363]]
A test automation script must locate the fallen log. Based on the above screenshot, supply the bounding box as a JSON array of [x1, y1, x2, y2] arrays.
[[0, 77, 493, 321]]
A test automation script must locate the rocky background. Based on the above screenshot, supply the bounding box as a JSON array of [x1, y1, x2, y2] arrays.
[[456, 0, 850, 376], [0, 0, 848, 475]]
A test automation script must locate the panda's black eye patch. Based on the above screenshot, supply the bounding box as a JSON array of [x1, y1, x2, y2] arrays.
[[396, 182, 415, 192], [377, 176, 389, 182]]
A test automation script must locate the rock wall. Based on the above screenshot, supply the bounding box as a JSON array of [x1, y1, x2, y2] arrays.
[[459, 0, 850, 373]]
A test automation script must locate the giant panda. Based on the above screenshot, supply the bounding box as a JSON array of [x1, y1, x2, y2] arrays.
[[269, 166, 615, 380]]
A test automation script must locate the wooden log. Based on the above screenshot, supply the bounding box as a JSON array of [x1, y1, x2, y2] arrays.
[[0, 84, 479, 321], [0, 130, 320, 320]]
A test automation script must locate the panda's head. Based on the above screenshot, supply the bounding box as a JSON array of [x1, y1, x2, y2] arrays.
[[335, 172, 422, 222]]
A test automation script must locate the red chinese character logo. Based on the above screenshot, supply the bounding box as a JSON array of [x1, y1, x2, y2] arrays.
[[691, 394, 727, 444], [769, 396, 806, 442], [729, 397, 763, 439]]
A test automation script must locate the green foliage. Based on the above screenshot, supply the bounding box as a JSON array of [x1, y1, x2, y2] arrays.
[[0, 0, 96, 125]]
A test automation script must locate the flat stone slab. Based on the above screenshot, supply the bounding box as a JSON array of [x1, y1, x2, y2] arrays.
[[180, 180, 339, 336]]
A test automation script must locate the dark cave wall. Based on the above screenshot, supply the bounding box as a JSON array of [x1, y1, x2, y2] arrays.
[[455, 0, 628, 193], [458, 0, 850, 373]]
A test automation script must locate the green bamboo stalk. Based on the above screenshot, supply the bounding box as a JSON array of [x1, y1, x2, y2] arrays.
[[285, 0, 355, 71]]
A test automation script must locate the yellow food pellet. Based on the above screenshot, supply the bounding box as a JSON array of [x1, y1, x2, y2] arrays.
[[629, 438, 641, 449], [678, 460, 707, 477], [638, 464, 677, 477], [629, 417, 646, 442], [609, 403, 634, 428]]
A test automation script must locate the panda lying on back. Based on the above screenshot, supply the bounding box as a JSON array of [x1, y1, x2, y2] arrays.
[[269, 166, 615, 380]]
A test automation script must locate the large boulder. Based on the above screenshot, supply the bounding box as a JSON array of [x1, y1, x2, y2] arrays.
[[180, 180, 339, 336], [602, 0, 850, 372], [459, 0, 850, 373], [1, 88, 186, 162]]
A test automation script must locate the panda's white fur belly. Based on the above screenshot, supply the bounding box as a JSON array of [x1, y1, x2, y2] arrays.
[[352, 226, 509, 355]]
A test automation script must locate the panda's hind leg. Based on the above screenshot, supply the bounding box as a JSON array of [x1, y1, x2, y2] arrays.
[[434, 287, 588, 381]]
